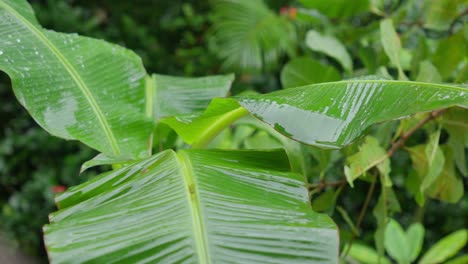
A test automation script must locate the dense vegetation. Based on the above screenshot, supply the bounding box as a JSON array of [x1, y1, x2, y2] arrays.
[[0, 0, 466, 263]]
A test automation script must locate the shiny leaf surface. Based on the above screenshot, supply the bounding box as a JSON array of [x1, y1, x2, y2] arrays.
[[161, 98, 248, 148], [150, 73, 234, 120], [44, 149, 339, 263], [237, 79, 468, 149], [0, 0, 153, 158]]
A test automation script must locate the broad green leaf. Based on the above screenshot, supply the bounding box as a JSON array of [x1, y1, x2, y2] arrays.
[[305, 30, 353, 72], [211, 0, 296, 72], [299, 0, 370, 18], [416, 61, 442, 83], [407, 223, 425, 262], [80, 153, 133, 173], [421, 130, 445, 191], [426, 147, 464, 203], [243, 130, 282, 149], [236, 116, 312, 176], [406, 145, 427, 204], [443, 107, 468, 176], [44, 149, 339, 263], [419, 229, 468, 264], [0, 0, 153, 158], [383, 220, 424, 263], [312, 189, 338, 214], [373, 186, 400, 259], [431, 30, 466, 79], [446, 255, 468, 264], [380, 18, 407, 80], [344, 136, 390, 187], [345, 243, 391, 264], [280, 57, 340, 88], [149, 73, 234, 120], [237, 79, 468, 149], [161, 98, 248, 148], [423, 0, 464, 31], [384, 219, 410, 264]]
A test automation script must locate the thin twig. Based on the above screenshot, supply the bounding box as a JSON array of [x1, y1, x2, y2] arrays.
[[342, 173, 377, 258], [307, 179, 346, 191], [387, 109, 446, 157], [342, 109, 446, 258]]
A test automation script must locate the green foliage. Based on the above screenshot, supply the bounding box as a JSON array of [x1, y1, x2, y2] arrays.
[[280, 57, 341, 88], [210, 0, 296, 72], [305, 30, 353, 72], [45, 149, 338, 263], [0, 0, 467, 262]]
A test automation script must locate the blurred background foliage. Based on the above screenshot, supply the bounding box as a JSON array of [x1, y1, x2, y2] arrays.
[[0, 0, 467, 263]]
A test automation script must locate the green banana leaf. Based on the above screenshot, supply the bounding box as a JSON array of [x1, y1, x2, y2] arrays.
[[148, 73, 234, 120], [0, 0, 153, 158], [237, 79, 468, 148], [44, 149, 339, 263]]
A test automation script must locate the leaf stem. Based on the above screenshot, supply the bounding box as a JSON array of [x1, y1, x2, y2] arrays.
[[342, 172, 377, 258], [191, 107, 249, 149], [387, 109, 446, 157]]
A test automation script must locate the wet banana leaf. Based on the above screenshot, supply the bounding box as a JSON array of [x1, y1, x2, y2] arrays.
[[0, 0, 153, 158], [237, 79, 468, 148], [44, 149, 339, 263], [148, 73, 234, 120]]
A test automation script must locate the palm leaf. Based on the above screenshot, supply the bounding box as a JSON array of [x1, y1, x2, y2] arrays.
[[0, 0, 153, 158], [44, 149, 338, 263], [211, 0, 296, 72]]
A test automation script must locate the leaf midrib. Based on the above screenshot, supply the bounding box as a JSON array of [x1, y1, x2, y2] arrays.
[[290, 79, 468, 93], [0, 1, 120, 155], [176, 151, 210, 264]]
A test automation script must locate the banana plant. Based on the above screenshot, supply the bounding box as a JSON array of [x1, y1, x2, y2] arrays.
[[1, 0, 467, 263]]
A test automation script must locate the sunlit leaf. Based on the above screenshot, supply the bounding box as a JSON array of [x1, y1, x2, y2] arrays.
[[426, 147, 464, 203], [431, 30, 466, 79], [344, 136, 390, 187], [443, 107, 468, 176], [380, 18, 407, 80], [419, 229, 468, 264], [373, 186, 400, 259], [237, 79, 468, 149], [44, 149, 339, 263], [423, 0, 464, 31], [280, 57, 341, 88], [416, 60, 442, 83], [407, 222, 425, 262], [421, 130, 445, 191], [384, 219, 410, 263], [305, 30, 353, 72], [344, 243, 391, 264], [161, 98, 248, 148], [0, 0, 153, 158], [446, 255, 468, 264]]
